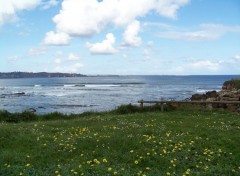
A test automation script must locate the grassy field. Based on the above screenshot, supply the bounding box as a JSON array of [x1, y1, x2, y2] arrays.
[[0, 107, 240, 176]]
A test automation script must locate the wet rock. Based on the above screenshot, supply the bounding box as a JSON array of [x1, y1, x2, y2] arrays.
[[190, 94, 206, 101], [206, 91, 218, 98]]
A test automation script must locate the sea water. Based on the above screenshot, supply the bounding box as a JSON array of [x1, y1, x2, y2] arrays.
[[0, 75, 239, 114]]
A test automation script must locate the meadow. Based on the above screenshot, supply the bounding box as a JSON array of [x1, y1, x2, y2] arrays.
[[0, 105, 239, 176]]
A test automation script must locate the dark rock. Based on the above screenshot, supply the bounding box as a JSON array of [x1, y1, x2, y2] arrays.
[[206, 91, 218, 98], [15, 92, 25, 96], [190, 94, 206, 101]]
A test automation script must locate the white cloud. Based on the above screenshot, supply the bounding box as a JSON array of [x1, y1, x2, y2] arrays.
[[54, 63, 83, 73], [122, 20, 142, 47], [41, 0, 59, 10], [54, 58, 62, 64], [189, 60, 221, 72], [122, 54, 128, 59], [67, 53, 81, 61], [47, 0, 189, 41], [28, 47, 47, 56], [0, 0, 41, 26], [86, 33, 117, 55], [232, 55, 240, 62], [44, 31, 70, 45], [147, 41, 154, 47], [7, 55, 19, 61], [142, 49, 151, 59], [157, 24, 240, 41], [171, 59, 222, 75]]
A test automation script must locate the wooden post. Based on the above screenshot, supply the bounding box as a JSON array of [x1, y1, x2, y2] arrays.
[[207, 103, 213, 110], [161, 103, 164, 112], [140, 99, 144, 108]]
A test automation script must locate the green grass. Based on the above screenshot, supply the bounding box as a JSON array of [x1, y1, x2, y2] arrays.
[[0, 108, 240, 175]]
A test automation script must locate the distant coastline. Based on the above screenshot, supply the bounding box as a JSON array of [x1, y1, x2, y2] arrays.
[[0, 72, 86, 79]]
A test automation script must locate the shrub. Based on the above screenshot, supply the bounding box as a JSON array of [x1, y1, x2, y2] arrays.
[[113, 103, 172, 114], [223, 78, 240, 90]]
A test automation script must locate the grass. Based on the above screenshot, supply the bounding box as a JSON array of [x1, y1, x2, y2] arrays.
[[0, 106, 240, 175]]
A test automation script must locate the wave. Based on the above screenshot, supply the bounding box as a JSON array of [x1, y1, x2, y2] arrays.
[[85, 84, 121, 88], [34, 85, 41, 87], [63, 84, 76, 87], [195, 89, 220, 94], [54, 104, 98, 108], [44, 92, 67, 97]]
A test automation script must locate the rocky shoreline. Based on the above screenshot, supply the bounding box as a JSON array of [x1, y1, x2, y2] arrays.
[[191, 79, 240, 112]]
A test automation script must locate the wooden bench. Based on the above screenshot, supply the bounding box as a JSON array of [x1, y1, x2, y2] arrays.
[[138, 100, 240, 112]]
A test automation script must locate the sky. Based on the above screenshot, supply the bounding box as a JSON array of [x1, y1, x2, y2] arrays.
[[0, 0, 240, 75]]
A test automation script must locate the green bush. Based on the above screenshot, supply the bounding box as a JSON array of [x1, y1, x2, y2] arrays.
[[113, 103, 172, 114], [223, 78, 240, 89]]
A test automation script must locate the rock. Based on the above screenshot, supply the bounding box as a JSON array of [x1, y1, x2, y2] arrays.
[[26, 108, 36, 113], [206, 91, 218, 98], [15, 92, 25, 96], [190, 78, 240, 111], [190, 94, 206, 101], [206, 98, 217, 101]]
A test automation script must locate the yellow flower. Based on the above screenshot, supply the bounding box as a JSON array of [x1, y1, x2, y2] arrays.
[[114, 171, 118, 175], [19, 172, 23, 176], [134, 160, 139, 164], [166, 172, 171, 176], [166, 132, 170, 137], [26, 164, 30, 167], [108, 167, 112, 171], [55, 170, 59, 174], [103, 158, 108, 163]]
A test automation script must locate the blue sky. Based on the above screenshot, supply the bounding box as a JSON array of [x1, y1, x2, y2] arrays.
[[0, 0, 240, 75]]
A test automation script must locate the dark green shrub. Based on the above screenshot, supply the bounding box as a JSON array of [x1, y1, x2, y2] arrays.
[[223, 78, 240, 90], [114, 104, 140, 114], [114, 103, 172, 114]]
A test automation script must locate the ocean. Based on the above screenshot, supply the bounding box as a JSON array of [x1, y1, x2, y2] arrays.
[[0, 75, 239, 114]]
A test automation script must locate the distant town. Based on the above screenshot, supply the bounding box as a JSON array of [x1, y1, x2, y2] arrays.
[[0, 72, 86, 79]]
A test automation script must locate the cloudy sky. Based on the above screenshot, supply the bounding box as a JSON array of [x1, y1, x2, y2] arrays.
[[0, 0, 240, 75]]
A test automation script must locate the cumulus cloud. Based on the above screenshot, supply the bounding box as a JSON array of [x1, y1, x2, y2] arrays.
[[45, 0, 189, 44], [0, 0, 41, 26], [86, 33, 117, 55], [122, 20, 142, 47], [44, 31, 70, 45]]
